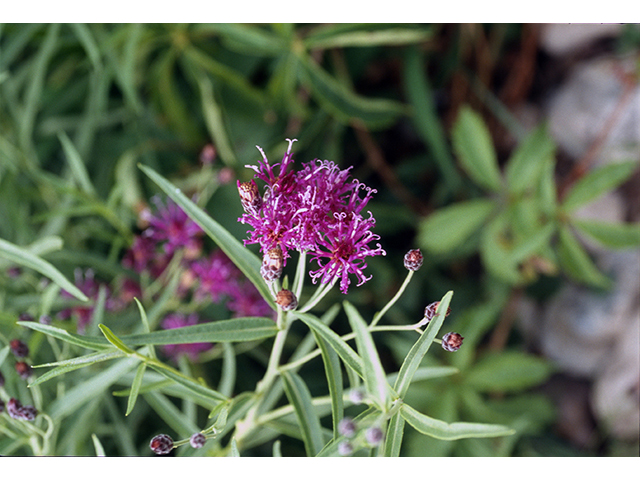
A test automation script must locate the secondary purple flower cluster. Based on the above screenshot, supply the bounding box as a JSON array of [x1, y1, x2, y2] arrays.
[[238, 139, 386, 294]]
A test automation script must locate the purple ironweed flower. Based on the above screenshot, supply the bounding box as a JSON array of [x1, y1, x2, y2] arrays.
[[15, 361, 32, 379], [10, 339, 29, 358], [160, 313, 212, 362], [226, 280, 274, 319], [59, 269, 118, 333], [238, 139, 386, 294], [191, 250, 239, 304], [308, 212, 385, 294], [140, 196, 204, 259], [122, 235, 166, 276], [7, 398, 38, 421]]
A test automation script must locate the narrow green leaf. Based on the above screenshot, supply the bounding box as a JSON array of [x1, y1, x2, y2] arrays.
[[480, 213, 523, 285], [465, 351, 554, 393], [403, 46, 462, 192], [384, 413, 405, 457], [229, 438, 240, 457], [196, 74, 237, 166], [193, 24, 286, 56], [282, 371, 325, 456], [400, 403, 515, 440], [29, 350, 125, 387], [344, 301, 390, 411], [148, 363, 227, 403], [126, 362, 147, 416], [91, 434, 106, 457], [138, 164, 275, 310], [218, 343, 236, 398], [572, 219, 640, 249], [393, 291, 453, 398], [451, 106, 503, 192], [48, 357, 139, 420], [386, 365, 458, 385], [510, 222, 556, 263], [58, 131, 96, 196], [562, 161, 638, 212], [133, 298, 156, 359], [557, 225, 612, 288], [418, 198, 496, 254], [298, 53, 406, 129], [143, 390, 200, 439], [0, 346, 10, 367], [98, 324, 135, 355], [294, 311, 363, 377], [0, 237, 88, 302], [505, 124, 556, 195], [18, 321, 108, 350], [305, 25, 431, 49], [311, 330, 344, 439]]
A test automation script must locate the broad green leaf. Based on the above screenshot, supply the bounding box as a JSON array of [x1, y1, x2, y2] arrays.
[[557, 225, 612, 288], [297, 53, 406, 129], [344, 301, 390, 411], [537, 155, 558, 217], [418, 198, 496, 254], [312, 330, 344, 439], [138, 164, 275, 310], [510, 222, 556, 263], [0, 237, 88, 302], [505, 124, 556, 195], [282, 371, 325, 456], [384, 413, 405, 457], [403, 46, 462, 192], [126, 362, 147, 416], [465, 351, 554, 393], [304, 24, 432, 49], [451, 106, 503, 192], [480, 213, 523, 285], [294, 311, 363, 377], [393, 291, 453, 398], [572, 219, 640, 249], [400, 403, 515, 440], [562, 161, 638, 212]]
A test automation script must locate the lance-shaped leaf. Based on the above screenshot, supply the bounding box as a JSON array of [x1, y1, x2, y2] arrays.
[[28, 349, 125, 387], [384, 412, 405, 457], [311, 330, 344, 439], [557, 225, 612, 288], [505, 124, 556, 196], [400, 403, 515, 440], [344, 301, 391, 411], [99, 324, 135, 355], [126, 363, 147, 416], [393, 291, 453, 398], [571, 219, 640, 249], [294, 311, 363, 377], [282, 371, 325, 456], [0, 237, 88, 302], [138, 164, 275, 310], [18, 321, 110, 350]]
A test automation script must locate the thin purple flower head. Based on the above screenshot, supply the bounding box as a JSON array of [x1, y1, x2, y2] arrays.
[[60, 269, 118, 332], [238, 139, 385, 294]]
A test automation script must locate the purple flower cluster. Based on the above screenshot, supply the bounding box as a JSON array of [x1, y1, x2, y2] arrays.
[[238, 139, 386, 294]]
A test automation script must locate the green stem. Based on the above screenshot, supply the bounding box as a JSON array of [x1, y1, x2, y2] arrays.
[[371, 270, 413, 328]]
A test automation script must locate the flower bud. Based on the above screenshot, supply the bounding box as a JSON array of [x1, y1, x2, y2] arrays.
[[0, 399, 5, 413], [260, 246, 284, 282], [10, 339, 29, 358], [403, 249, 423, 271], [18, 312, 34, 323], [348, 389, 366, 405], [149, 434, 174, 455], [441, 332, 464, 352], [338, 417, 357, 438], [423, 301, 451, 325], [337, 441, 353, 456], [19, 405, 38, 421], [237, 180, 262, 215], [6, 398, 37, 421], [39, 314, 52, 325], [365, 426, 384, 446], [275, 289, 297, 311], [190, 432, 206, 449], [199, 144, 216, 165], [15, 361, 32, 379]]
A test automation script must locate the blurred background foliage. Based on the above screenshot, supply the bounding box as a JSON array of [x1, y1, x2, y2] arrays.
[[1, 23, 639, 456]]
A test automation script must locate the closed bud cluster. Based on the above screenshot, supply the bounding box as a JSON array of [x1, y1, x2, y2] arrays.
[[149, 434, 174, 455], [348, 388, 366, 405], [260, 246, 284, 282], [237, 180, 262, 215], [441, 332, 464, 352], [190, 432, 206, 449], [338, 417, 357, 438], [7, 398, 38, 421], [365, 426, 384, 446], [10, 339, 29, 358], [15, 361, 32, 379], [403, 249, 423, 271], [337, 441, 354, 456], [423, 301, 451, 325], [275, 289, 298, 311], [39, 314, 52, 325], [18, 313, 34, 323]]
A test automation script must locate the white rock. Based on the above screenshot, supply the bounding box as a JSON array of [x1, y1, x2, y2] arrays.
[[540, 24, 623, 56]]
